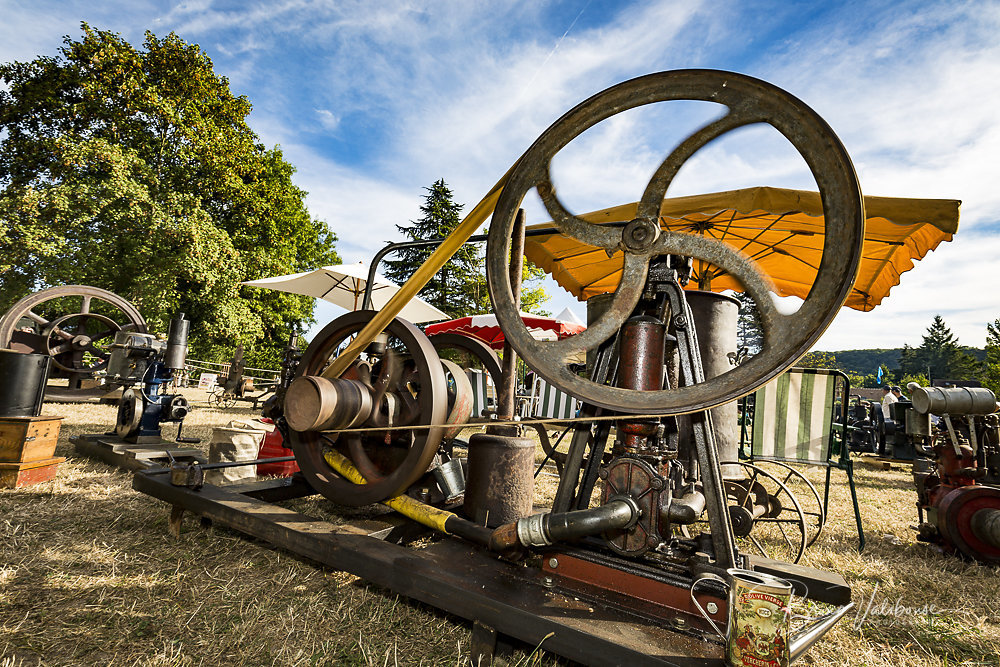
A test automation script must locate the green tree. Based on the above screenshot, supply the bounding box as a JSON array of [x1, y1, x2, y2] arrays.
[[982, 319, 1000, 395], [798, 350, 838, 369], [733, 292, 763, 355], [0, 25, 337, 367], [384, 179, 547, 318], [898, 315, 978, 382]]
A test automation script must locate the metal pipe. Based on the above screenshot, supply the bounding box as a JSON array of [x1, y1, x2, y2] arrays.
[[164, 314, 190, 371], [323, 450, 502, 551], [490, 498, 639, 550], [497, 209, 526, 420], [664, 490, 706, 524]]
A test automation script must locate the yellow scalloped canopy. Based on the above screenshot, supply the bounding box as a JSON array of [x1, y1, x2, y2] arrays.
[[524, 186, 960, 312]]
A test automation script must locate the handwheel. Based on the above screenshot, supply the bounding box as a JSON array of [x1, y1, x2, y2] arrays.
[[287, 311, 448, 506], [0, 285, 148, 400], [486, 70, 864, 414]]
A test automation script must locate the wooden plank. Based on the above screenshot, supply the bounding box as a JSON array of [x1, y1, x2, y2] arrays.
[[71, 434, 205, 471], [133, 472, 724, 667], [0, 456, 66, 488]]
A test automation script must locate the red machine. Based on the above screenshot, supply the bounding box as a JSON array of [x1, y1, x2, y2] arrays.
[[911, 385, 1000, 564]]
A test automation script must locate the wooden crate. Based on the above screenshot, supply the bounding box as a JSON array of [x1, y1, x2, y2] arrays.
[[0, 416, 64, 463], [0, 456, 66, 488]]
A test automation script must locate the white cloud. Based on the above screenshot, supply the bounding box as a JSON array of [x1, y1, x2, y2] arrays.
[[314, 109, 340, 132], [3, 0, 998, 352]]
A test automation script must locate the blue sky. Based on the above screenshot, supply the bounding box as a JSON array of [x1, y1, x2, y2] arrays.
[[2, 0, 999, 351]]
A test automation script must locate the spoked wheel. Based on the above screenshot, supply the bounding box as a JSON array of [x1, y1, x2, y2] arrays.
[[486, 70, 864, 414], [0, 286, 147, 400], [678, 462, 808, 563], [739, 459, 826, 547], [208, 389, 237, 410], [286, 311, 448, 506], [726, 462, 808, 563]]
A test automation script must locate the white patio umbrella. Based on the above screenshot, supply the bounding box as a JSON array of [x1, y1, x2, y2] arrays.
[[242, 261, 449, 324]]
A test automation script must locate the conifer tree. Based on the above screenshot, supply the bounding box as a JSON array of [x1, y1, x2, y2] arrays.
[[384, 179, 483, 318], [899, 315, 978, 381], [384, 179, 548, 318]]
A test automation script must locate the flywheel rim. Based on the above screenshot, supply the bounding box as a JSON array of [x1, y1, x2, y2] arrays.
[[486, 69, 864, 415]]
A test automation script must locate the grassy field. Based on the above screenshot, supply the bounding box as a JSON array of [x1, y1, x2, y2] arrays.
[[2, 391, 999, 666]]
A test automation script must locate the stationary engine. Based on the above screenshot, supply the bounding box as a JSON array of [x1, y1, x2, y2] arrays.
[[107, 314, 191, 443], [911, 384, 1000, 564]]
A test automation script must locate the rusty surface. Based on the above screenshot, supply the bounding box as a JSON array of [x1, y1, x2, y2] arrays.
[[618, 317, 666, 452], [440, 358, 475, 440], [542, 550, 728, 635], [938, 486, 1000, 564], [600, 456, 664, 555], [287, 310, 447, 506], [0, 285, 148, 401], [486, 69, 864, 415], [464, 432, 535, 526]]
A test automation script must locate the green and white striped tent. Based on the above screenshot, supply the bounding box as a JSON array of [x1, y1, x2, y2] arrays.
[[529, 377, 578, 420], [465, 369, 495, 419]]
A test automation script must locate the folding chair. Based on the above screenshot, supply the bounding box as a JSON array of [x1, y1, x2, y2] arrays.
[[742, 367, 865, 551]]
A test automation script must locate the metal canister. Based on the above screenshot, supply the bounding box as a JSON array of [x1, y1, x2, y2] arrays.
[[463, 431, 535, 527], [692, 568, 794, 667], [723, 570, 794, 667]]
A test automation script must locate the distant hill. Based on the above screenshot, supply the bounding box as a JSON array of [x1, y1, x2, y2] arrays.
[[820, 347, 986, 375]]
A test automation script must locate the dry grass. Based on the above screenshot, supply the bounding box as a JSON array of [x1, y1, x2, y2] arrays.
[[1, 395, 998, 666]]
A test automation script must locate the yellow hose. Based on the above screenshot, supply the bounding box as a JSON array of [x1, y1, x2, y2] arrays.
[[323, 450, 453, 533]]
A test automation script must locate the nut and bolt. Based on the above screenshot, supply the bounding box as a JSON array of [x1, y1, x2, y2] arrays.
[[706, 602, 719, 614], [548, 558, 559, 569]]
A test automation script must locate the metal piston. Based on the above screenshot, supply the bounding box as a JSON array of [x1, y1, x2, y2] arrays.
[[284, 375, 373, 432]]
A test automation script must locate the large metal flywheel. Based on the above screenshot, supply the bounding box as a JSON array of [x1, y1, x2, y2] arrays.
[[0, 285, 148, 401], [486, 69, 864, 414]]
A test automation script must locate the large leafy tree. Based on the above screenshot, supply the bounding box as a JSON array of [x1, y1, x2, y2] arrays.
[[0, 25, 338, 366], [384, 179, 547, 319], [899, 315, 978, 382]]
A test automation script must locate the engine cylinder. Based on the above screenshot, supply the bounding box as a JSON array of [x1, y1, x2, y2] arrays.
[[463, 432, 535, 527], [284, 376, 373, 432], [617, 316, 665, 452], [911, 386, 997, 416]]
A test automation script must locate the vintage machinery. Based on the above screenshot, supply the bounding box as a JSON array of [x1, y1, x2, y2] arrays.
[[0, 285, 148, 401], [268, 70, 862, 664], [132, 70, 869, 665], [911, 384, 1000, 564], [107, 314, 192, 443], [207, 344, 280, 410]]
